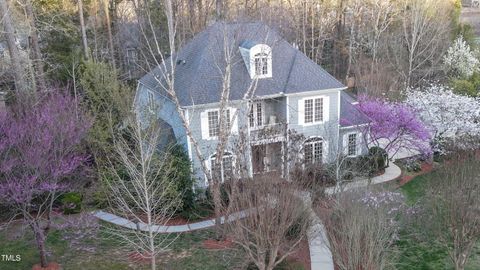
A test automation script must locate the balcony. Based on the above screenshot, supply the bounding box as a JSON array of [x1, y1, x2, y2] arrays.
[[250, 122, 287, 143]]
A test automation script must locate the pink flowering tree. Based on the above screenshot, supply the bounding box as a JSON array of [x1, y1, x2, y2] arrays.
[[0, 91, 91, 268], [351, 95, 432, 160]]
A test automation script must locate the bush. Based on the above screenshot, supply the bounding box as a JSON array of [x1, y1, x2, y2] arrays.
[[166, 144, 195, 215], [60, 192, 82, 214], [369, 147, 388, 171], [205, 181, 231, 208], [404, 158, 422, 172], [291, 163, 335, 188]]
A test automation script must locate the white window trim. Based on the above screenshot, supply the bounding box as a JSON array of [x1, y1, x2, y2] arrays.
[[205, 152, 235, 185], [249, 101, 265, 130], [343, 132, 362, 157], [200, 107, 238, 140], [302, 137, 328, 165], [298, 95, 330, 126], [249, 44, 272, 79]]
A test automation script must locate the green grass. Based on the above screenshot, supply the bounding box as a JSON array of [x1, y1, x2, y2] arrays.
[[0, 223, 244, 270], [396, 172, 480, 270], [400, 172, 438, 203]]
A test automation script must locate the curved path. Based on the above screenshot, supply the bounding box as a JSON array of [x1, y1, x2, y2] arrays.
[[93, 163, 402, 270]]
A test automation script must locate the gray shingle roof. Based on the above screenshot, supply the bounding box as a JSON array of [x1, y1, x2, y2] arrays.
[[139, 22, 345, 107], [340, 92, 371, 127]]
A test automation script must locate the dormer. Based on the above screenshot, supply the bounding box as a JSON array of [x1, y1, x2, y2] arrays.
[[239, 41, 272, 79]]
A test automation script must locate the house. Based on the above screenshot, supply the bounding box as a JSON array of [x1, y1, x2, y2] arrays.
[[135, 22, 369, 188]]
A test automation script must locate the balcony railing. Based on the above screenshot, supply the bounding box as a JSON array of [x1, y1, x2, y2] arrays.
[[250, 123, 287, 142]]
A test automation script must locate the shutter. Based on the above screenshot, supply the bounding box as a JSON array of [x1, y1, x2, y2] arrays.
[[230, 108, 238, 134], [200, 111, 209, 139], [298, 98, 305, 125], [356, 132, 363, 155], [323, 96, 330, 122], [323, 139, 329, 163], [343, 134, 349, 156]]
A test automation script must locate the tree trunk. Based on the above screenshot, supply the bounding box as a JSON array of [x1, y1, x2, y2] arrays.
[[103, 0, 116, 69], [24, 0, 46, 92], [78, 0, 89, 59], [32, 223, 48, 268], [216, 0, 224, 20], [0, 0, 27, 93]]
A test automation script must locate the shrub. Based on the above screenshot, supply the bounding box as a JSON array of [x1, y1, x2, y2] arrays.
[[404, 158, 422, 172], [205, 181, 231, 208], [60, 192, 82, 214], [291, 163, 335, 188], [166, 144, 195, 214], [369, 147, 388, 171]]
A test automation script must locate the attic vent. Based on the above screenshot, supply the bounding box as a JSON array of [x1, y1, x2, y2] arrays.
[[176, 59, 186, 65]]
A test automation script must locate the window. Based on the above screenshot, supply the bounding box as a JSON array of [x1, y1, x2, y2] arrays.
[[304, 97, 324, 124], [147, 90, 155, 112], [304, 138, 323, 164], [208, 111, 219, 137], [209, 152, 234, 182], [249, 102, 263, 128], [254, 53, 268, 76], [207, 109, 231, 138], [347, 133, 357, 156]]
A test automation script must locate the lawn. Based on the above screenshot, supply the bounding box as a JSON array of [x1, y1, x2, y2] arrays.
[[0, 218, 306, 270], [0, 221, 244, 270], [396, 172, 480, 270]]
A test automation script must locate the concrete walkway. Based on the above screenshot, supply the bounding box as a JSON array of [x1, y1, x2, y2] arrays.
[[308, 163, 402, 270], [94, 209, 250, 233], [94, 163, 402, 270]]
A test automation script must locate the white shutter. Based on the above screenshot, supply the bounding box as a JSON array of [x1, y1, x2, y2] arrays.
[[230, 108, 238, 134], [356, 132, 363, 155], [298, 98, 305, 126], [200, 111, 209, 139], [343, 134, 349, 156], [323, 96, 330, 122], [323, 139, 329, 163]]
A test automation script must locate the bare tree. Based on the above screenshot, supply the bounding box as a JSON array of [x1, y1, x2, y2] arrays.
[[23, 0, 46, 92], [226, 176, 311, 270], [102, 0, 116, 69], [422, 152, 480, 270], [78, 0, 89, 59], [318, 188, 404, 270], [104, 115, 180, 270], [0, 0, 27, 92], [396, 0, 451, 88]]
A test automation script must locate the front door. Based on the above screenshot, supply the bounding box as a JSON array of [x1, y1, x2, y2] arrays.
[[252, 145, 266, 174]]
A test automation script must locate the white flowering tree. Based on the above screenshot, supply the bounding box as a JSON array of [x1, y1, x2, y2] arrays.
[[405, 84, 480, 152], [443, 36, 479, 78]]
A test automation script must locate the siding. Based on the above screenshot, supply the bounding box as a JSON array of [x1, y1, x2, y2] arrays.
[[135, 84, 188, 151], [286, 90, 340, 162]]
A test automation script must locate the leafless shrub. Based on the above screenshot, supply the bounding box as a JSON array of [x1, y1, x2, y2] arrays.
[[226, 176, 311, 270], [318, 189, 405, 270]]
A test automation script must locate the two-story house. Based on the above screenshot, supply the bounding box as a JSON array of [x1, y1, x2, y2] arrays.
[[135, 22, 369, 188]]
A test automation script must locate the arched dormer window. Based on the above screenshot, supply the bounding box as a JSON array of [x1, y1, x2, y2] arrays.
[[303, 137, 326, 164], [254, 53, 269, 76], [239, 42, 272, 79]]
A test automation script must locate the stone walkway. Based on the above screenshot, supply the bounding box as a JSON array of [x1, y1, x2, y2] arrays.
[[94, 163, 402, 270]]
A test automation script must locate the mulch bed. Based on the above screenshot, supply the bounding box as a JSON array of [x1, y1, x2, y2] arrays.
[[127, 251, 153, 264], [287, 238, 311, 270], [32, 262, 61, 270], [397, 162, 434, 187]]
